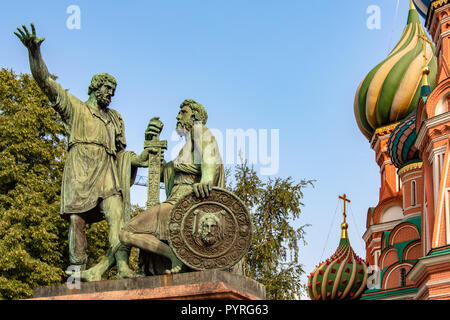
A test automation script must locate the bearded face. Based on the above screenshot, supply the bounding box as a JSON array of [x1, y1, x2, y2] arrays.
[[95, 82, 115, 109], [199, 216, 221, 246], [176, 106, 195, 136]]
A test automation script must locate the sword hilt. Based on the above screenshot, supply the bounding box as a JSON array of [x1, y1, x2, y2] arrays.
[[144, 117, 167, 208]]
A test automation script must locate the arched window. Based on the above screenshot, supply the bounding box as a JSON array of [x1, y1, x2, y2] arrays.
[[399, 268, 406, 287], [412, 181, 416, 207], [396, 172, 402, 192]]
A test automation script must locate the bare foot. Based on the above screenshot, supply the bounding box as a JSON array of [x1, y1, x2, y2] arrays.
[[117, 263, 137, 279], [165, 255, 183, 274], [80, 269, 102, 282]]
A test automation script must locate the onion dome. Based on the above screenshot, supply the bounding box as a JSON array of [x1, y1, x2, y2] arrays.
[[387, 67, 431, 169], [308, 195, 368, 300], [387, 110, 420, 169], [354, 2, 437, 140], [413, 0, 433, 18]]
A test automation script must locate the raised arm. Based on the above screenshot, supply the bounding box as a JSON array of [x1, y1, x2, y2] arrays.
[[15, 23, 60, 104]]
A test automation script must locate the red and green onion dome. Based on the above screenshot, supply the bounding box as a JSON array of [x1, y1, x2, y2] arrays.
[[387, 109, 420, 169], [307, 223, 368, 300], [354, 4, 437, 140]]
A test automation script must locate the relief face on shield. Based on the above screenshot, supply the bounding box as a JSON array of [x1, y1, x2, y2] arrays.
[[193, 210, 225, 247]]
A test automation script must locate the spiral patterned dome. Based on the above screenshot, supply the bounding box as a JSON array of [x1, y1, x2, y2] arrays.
[[413, 0, 433, 18], [307, 238, 368, 300], [308, 198, 368, 301], [388, 109, 420, 169], [354, 4, 437, 140]]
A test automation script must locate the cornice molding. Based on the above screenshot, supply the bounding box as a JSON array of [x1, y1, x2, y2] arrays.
[[428, 144, 447, 163], [435, 29, 450, 55], [370, 123, 398, 150], [398, 162, 423, 177], [407, 251, 450, 282], [426, 1, 450, 30], [416, 112, 450, 150], [363, 219, 403, 243], [425, 136, 447, 155], [414, 277, 450, 299]]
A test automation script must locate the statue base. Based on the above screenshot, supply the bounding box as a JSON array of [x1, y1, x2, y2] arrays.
[[30, 269, 266, 300]]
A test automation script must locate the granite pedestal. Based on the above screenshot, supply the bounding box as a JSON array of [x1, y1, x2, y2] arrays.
[[31, 269, 266, 300]]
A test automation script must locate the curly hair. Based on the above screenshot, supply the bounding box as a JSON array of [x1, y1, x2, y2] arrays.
[[180, 99, 208, 125], [88, 73, 117, 95]]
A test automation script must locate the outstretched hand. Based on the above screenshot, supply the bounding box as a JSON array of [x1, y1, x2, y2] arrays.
[[14, 23, 45, 52]]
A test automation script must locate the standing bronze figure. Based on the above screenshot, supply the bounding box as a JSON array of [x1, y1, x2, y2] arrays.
[[15, 23, 150, 281]]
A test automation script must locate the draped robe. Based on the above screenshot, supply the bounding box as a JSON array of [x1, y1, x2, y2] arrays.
[[52, 85, 136, 223]]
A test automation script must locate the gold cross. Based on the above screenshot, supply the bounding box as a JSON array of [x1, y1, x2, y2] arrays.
[[339, 194, 351, 239], [418, 34, 433, 66], [339, 194, 351, 223]]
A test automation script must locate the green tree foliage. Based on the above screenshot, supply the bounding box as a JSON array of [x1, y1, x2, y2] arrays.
[[0, 68, 312, 300], [0, 68, 68, 299], [0, 69, 142, 298], [227, 161, 313, 300]]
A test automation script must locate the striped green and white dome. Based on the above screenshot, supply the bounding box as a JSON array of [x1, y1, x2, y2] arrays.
[[354, 4, 437, 140]]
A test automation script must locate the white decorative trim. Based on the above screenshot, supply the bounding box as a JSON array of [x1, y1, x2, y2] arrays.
[[432, 149, 446, 212], [381, 248, 398, 270], [427, 145, 446, 164], [398, 162, 423, 177], [404, 242, 421, 261], [364, 213, 421, 249], [424, 201, 430, 256], [433, 11, 450, 42], [434, 151, 450, 247], [407, 251, 450, 282], [403, 184, 406, 209], [372, 135, 390, 160], [390, 225, 420, 246], [363, 219, 403, 242], [368, 238, 381, 250], [383, 263, 413, 289], [428, 3, 450, 35], [403, 205, 423, 212], [371, 126, 396, 151], [375, 249, 381, 267], [432, 5, 450, 38], [370, 134, 381, 153], [370, 132, 377, 149], [446, 188, 450, 245], [415, 281, 427, 300], [380, 292, 416, 300], [414, 278, 450, 300], [415, 112, 450, 150], [402, 172, 422, 184], [376, 147, 389, 165], [435, 30, 450, 58], [402, 211, 421, 220], [429, 292, 450, 299], [380, 160, 392, 174]]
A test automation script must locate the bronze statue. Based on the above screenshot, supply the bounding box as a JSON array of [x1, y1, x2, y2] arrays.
[[15, 23, 150, 281], [15, 23, 252, 281], [119, 99, 226, 274]]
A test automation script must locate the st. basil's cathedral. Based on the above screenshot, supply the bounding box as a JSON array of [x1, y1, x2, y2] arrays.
[[308, 0, 450, 300]]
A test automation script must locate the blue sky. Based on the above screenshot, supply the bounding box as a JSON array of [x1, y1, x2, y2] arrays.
[[0, 0, 419, 296]]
